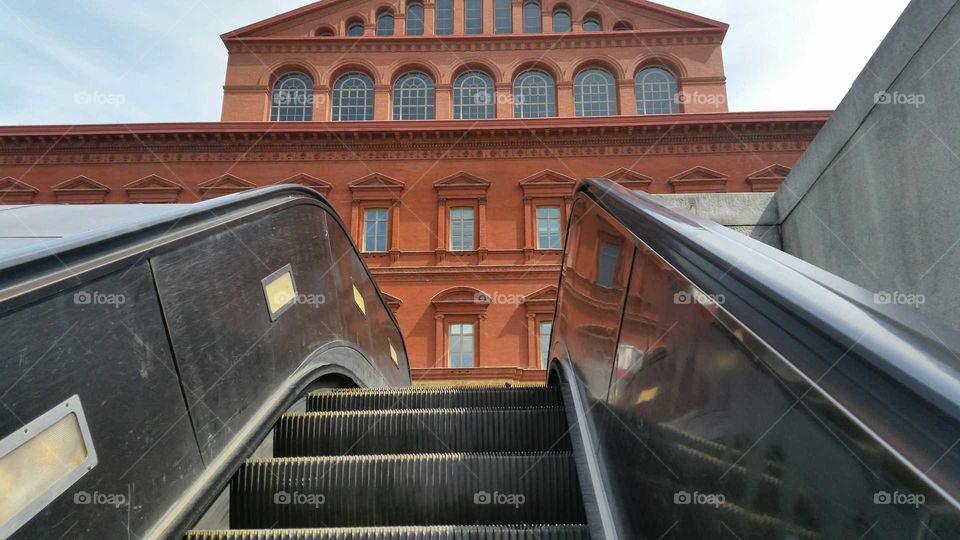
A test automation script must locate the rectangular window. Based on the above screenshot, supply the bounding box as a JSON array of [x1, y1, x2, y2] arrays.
[[363, 208, 389, 252], [435, 0, 453, 35], [450, 207, 476, 251], [494, 0, 512, 33], [536, 206, 562, 250], [449, 323, 475, 368], [597, 242, 620, 287], [539, 320, 553, 368], [464, 0, 483, 34]]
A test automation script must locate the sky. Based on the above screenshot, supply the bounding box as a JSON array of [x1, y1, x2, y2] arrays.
[[0, 0, 911, 126]]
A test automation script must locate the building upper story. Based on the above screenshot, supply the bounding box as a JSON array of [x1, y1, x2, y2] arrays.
[[220, 0, 730, 122]]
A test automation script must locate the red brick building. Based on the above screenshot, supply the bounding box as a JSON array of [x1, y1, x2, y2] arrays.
[[0, 0, 829, 384]]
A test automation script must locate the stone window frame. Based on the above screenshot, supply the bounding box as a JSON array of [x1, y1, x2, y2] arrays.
[[349, 173, 405, 263], [433, 172, 490, 262], [523, 285, 557, 369], [432, 287, 490, 368], [519, 169, 576, 260]]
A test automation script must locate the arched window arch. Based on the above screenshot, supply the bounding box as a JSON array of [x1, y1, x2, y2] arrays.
[[523, 1, 542, 33], [347, 19, 365, 37], [315, 26, 335, 37], [332, 72, 375, 121], [270, 73, 313, 121], [635, 67, 680, 115], [514, 69, 555, 118], [613, 21, 632, 31], [553, 8, 571, 32], [407, 2, 425, 35], [376, 10, 395, 35], [574, 68, 617, 117], [582, 16, 601, 32], [435, 0, 453, 35], [453, 71, 495, 119], [393, 72, 435, 120]]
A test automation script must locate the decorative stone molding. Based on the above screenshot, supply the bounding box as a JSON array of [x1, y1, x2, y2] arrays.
[[0, 177, 39, 204], [198, 174, 256, 199], [523, 285, 557, 368], [124, 174, 183, 203], [431, 286, 490, 368], [746, 164, 792, 192], [603, 167, 653, 191], [52, 176, 110, 204], [519, 170, 576, 260], [433, 171, 490, 261], [277, 173, 333, 196], [349, 172, 405, 262], [380, 291, 403, 312], [668, 166, 728, 193]]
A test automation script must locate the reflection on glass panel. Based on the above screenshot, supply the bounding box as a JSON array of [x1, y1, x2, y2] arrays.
[[494, 0, 512, 33], [449, 323, 475, 368], [450, 207, 475, 250], [435, 0, 453, 35], [407, 2, 425, 35], [347, 21, 365, 37], [523, 0, 541, 33], [376, 12, 395, 35], [553, 9, 571, 32], [582, 17, 601, 31], [597, 242, 619, 287], [540, 320, 553, 368], [363, 208, 388, 252], [464, 0, 483, 34], [536, 206, 562, 249]]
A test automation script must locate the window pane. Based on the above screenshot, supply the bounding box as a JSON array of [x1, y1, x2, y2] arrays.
[[435, 0, 453, 35], [540, 320, 553, 368], [494, 0, 512, 33], [465, 0, 483, 34], [377, 12, 395, 35], [271, 73, 313, 122], [514, 70, 555, 118], [553, 9, 571, 32], [407, 3, 425, 35], [598, 242, 620, 287], [583, 17, 601, 31], [450, 207, 475, 251], [635, 67, 680, 115], [574, 68, 617, 117], [363, 208, 388, 252], [332, 72, 374, 121], [536, 206, 562, 249], [393, 72, 435, 120], [523, 1, 541, 32], [449, 323, 476, 368], [347, 22, 365, 36], [453, 71, 495, 119]]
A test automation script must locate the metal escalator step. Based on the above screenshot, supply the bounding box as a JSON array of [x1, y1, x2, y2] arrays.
[[275, 408, 570, 457], [307, 387, 561, 412], [186, 524, 590, 539], [230, 453, 584, 529]]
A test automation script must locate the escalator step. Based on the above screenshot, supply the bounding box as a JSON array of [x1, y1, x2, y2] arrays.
[[186, 525, 590, 539], [275, 408, 570, 457], [307, 387, 561, 412], [230, 453, 584, 529]]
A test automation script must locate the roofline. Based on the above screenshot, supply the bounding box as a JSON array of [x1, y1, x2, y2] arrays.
[[0, 111, 832, 139], [222, 0, 727, 40]]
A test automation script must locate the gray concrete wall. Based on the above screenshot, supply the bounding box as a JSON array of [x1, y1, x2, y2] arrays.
[[776, 0, 960, 331], [652, 193, 782, 248]]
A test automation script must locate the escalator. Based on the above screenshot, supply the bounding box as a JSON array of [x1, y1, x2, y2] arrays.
[[3, 181, 960, 539], [188, 386, 589, 539]]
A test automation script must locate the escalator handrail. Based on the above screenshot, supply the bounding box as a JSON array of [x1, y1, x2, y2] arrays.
[[576, 178, 960, 502]]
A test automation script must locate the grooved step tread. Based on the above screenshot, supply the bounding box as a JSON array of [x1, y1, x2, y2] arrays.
[[307, 387, 561, 412], [230, 453, 584, 529], [275, 408, 570, 457], [186, 524, 590, 539]]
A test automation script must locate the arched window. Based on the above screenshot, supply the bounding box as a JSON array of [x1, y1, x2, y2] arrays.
[[435, 0, 453, 35], [454, 71, 495, 119], [393, 72, 435, 120], [613, 21, 632, 31], [494, 0, 512, 33], [270, 73, 313, 121], [514, 70, 555, 118], [553, 8, 571, 32], [376, 11, 395, 35], [582, 16, 601, 32], [316, 26, 335, 37], [635, 67, 680, 115], [574, 68, 617, 117], [523, 1, 542, 33], [332, 72, 375, 121], [407, 2, 425, 35], [347, 20, 365, 37]]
